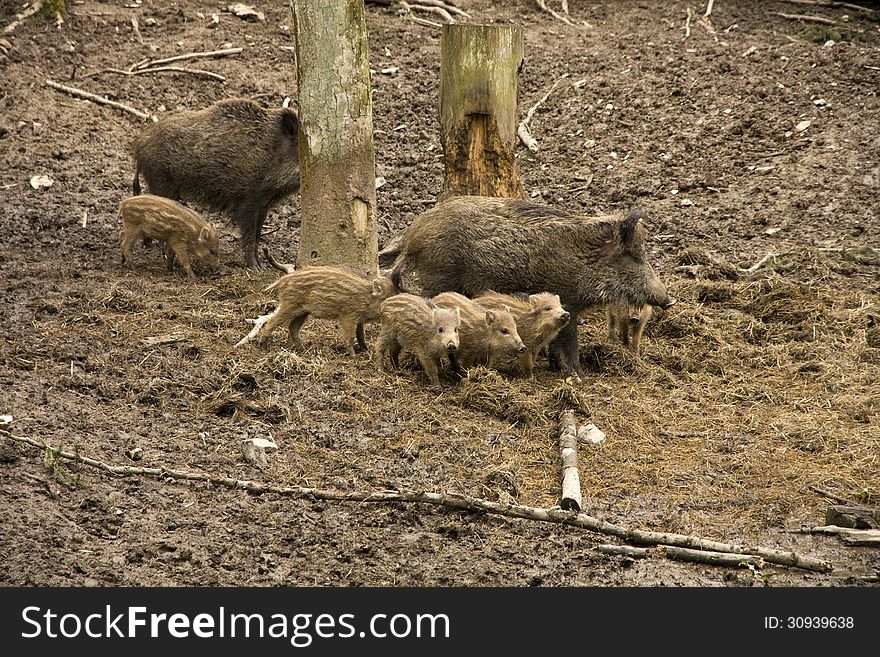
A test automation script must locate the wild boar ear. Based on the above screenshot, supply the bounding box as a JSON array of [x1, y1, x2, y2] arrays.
[[198, 226, 210, 242], [619, 208, 646, 247], [485, 310, 496, 325]]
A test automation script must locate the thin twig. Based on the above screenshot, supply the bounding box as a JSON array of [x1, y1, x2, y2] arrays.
[[45, 80, 157, 122], [536, 0, 577, 27], [810, 486, 860, 506], [778, 0, 873, 14], [745, 252, 779, 273], [2, 0, 43, 35], [91, 66, 227, 82], [134, 47, 244, 70], [4, 432, 834, 573], [399, 1, 454, 23], [408, 15, 443, 29], [773, 12, 837, 25], [685, 6, 693, 37], [518, 73, 570, 152], [705, 0, 715, 17]]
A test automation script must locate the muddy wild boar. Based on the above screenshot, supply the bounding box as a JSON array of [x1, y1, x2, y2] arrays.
[[131, 98, 300, 270], [118, 194, 219, 280], [375, 293, 461, 386], [431, 291, 525, 373], [235, 266, 400, 354], [475, 291, 570, 376], [606, 302, 653, 356], [386, 196, 675, 378]]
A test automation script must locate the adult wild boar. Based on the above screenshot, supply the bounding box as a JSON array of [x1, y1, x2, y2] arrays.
[[131, 98, 300, 270], [387, 196, 674, 378]]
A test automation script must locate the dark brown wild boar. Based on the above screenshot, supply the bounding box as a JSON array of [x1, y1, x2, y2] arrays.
[[606, 302, 653, 356], [431, 291, 525, 374], [375, 293, 461, 386], [474, 291, 570, 377], [386, 196, 675, 378], [235, 266, 400, 354], [131, 98, 300, 270], [118, 194, 219, 280]]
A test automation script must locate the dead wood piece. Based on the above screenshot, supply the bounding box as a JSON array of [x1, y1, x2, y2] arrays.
[[399, 1, 454, 23], [810, 485, 860, 506], [662, 546, 766, 569], [93, 66, 227, 82], [796, 525, 880, 546], [536, 0, 577, 27], [517, 73, 570, 153], [705, 0, 715, 17], [5, 432, 834, 573], [45, 80, 156, 122], [745, 252, 779, 274], [235, 313, 274, 348], [825, 505, 880, 530], [409, 0, 470, 18], [685, 6, 693, 38], [3, 0, 43, 35], [134, 47, 244, 70], [773, 12, 837, 25], [779, 0, 874, 13], [408, 15, 443, 29], [597, 544, 652, 558], [558, 409, 582, 511]]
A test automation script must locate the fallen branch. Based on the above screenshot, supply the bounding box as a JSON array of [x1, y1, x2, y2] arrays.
[[517, 73, 570, 152], [558, 410, 582, 511], [810, 485, 860, 506], [399, 1, 454, 23], [662, 545, 765, 568], [409, 0, 469, 18], [599, 544, 766, 569], [773, 12, 837, 25], [92, 66, 227, 82], [4, 432, 834, 573], [745, 252, 778, 273], [778, 0, 873, 13], [705, 0, 715, 17], [685, 6, 693, 37], [133, 47, 244, 71], [596, 544, 652, 558], [408, 15, 443, 29], [536, 0, 577, 26], [2, 0, 43, 35], [797, 525, 880, 546], [45, 80, 157, 122]]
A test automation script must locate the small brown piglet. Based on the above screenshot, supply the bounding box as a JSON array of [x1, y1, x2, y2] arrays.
[[119, 194, 219, 280]]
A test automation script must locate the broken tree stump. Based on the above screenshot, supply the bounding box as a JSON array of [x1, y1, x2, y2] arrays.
[[439, 23, 525, 200], [558, 409, 582, 511]]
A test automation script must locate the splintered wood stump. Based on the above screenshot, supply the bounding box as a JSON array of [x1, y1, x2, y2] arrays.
[[558, 409, 582, 511], [439, 24, 525, 200]]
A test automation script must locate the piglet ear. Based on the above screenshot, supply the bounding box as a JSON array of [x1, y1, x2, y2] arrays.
[[485, 310, 496, 325], [620, 208, 646, 247], [198, 226, 210, 242]]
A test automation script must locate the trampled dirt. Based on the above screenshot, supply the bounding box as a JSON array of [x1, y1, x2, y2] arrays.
[[1, 0, 878, 588]]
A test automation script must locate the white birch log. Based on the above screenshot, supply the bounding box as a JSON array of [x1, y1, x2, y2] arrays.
[[558, 409, 582, 511]]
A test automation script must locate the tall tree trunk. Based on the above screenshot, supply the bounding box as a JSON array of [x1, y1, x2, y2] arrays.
[[291, 0, 378, 275], [439, 24, 525, 200]]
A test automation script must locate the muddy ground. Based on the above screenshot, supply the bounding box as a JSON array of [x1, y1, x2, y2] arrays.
[[1, 0, 878, 588]]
